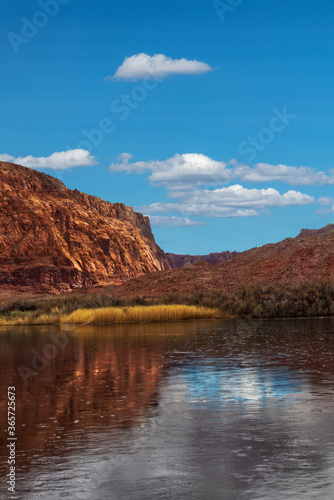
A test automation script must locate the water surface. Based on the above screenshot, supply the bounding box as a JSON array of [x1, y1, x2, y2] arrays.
[[1, 318, 334, 499]]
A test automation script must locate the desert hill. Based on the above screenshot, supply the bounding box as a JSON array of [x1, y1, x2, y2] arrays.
[[0, 162, 170, 293], [115, 224, 334, 298]]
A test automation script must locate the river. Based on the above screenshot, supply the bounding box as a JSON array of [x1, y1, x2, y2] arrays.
[[1, 317, 334, 499]]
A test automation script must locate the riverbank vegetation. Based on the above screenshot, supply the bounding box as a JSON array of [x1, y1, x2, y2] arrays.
[[0, 296, 223, 326], [62, 304, 222, 325], [0, 280, 333, 326], [184, 280, 334, 318]]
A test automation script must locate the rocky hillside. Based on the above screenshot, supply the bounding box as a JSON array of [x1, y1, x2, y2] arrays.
[[0, 162, 170, 293], [296, 224, 334, 239], [166, 250, 237, 268], [115, 225, 334, 298]]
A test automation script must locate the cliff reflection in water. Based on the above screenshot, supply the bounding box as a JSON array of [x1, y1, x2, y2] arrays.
[[0, 321, 199, 473]]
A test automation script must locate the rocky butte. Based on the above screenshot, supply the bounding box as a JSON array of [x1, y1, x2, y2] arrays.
[[0, 162, 170, 293]]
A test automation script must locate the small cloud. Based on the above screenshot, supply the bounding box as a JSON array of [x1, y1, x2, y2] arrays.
[[0, 154, 15, 162], [147, 215, 204, 227], [318, 196, 334, 206], [0, 149, 98, 170], [108, 53, 212, 81], [235, 163, 334, 185], [117, 152, 133, 163], [317, 196, 334, 214]]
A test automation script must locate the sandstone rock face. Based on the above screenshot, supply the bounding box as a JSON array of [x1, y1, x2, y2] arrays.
[[116, 227, 334, 297], [166, 251, 237, 269], [0, 162, 170, 293]]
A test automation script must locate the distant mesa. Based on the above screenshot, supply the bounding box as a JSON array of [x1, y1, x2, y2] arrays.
[[166, 251, 238, 269], [296, 225, 334, 239]]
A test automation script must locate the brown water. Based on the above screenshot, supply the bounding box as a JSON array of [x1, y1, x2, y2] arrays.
[[1, 317, 334, 499]]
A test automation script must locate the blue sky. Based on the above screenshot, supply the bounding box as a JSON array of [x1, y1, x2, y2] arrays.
[[1, 0, 334, 253]]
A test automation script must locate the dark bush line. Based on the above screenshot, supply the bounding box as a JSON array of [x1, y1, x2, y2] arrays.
[[179, 280, 334, 318]]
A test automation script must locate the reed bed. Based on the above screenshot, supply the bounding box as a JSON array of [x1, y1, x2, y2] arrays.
[[62, 304, 222, 325]]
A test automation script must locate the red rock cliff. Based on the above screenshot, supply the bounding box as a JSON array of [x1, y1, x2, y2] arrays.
[[0, 162, 170, 293]]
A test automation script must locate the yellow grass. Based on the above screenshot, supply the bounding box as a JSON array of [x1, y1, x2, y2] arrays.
[[0, 305, 223, 327], [0, 312, 61, 327], [62, 304, 222, 325]]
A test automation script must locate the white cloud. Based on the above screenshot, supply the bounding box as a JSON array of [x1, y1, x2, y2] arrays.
[[181, 185, 314, 208], [0, 154, 16, 162], [110, 153, 233, 189], [317, 196, 334, 214], [109, 53, 212, 80], [139, 201, 260, 218], [117, 152, 133, 163], [318, 196, 334, 206], [110, 153, 334, 192], [0, 150, 97, 170], [235, 163, 334, 185], [137, 185, 314, 219], [147, 215, 203, 227]]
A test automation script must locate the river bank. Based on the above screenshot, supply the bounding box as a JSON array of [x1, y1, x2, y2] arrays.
[[0, 280, 333, 326]]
